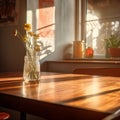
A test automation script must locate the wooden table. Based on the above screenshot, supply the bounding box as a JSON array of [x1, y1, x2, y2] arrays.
[[0, 72, 120, 120]]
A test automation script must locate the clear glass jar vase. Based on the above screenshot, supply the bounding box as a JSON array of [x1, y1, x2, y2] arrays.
[[23, 56, 40, 83]]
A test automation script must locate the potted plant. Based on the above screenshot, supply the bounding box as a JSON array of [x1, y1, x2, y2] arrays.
[[105, 34, 120, 58]]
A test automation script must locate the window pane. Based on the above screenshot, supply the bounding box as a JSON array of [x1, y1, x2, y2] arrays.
[[86, 0, 120, 56]]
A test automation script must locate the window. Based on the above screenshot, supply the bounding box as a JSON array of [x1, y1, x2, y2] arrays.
[[78, 0, 120, 57], [27, 0, 55, 60]]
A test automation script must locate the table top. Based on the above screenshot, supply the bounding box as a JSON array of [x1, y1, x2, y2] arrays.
[[0, 72, 120, 120]]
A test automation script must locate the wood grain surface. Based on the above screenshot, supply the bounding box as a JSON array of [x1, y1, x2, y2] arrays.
[[0, 72, 120, 120]]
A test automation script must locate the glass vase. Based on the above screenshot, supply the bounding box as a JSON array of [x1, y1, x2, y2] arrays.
[[23, 55, 40, 83]]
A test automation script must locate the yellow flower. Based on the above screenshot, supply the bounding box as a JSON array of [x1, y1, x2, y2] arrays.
[[34, 44, 40, 51], [23, 35, 28, 42], [33, 33, 39, 40], [14, 23, 41, 56], [24, 24, 31, 31], [28, 31, 34, 36]]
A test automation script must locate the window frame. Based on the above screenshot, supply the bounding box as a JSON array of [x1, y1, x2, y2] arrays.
[[75, 0, 120, 59]]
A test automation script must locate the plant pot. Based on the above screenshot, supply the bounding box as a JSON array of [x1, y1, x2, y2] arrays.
[[108, 48, 120, 58]]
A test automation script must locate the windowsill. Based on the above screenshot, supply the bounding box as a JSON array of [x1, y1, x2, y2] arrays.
[[71, 56, 120, 61], [69, 57, 120, 63], [48, 56, 120, 64]]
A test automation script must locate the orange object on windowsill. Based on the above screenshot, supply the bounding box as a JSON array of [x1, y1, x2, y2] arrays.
[[85, 47, 94, 58]]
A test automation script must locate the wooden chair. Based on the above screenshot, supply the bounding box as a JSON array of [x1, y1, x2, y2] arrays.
[[0, 112, 10, 120], [73, 67, 120, 77]]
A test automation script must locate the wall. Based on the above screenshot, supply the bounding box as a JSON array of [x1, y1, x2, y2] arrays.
[[0, 0, 75, 72], [41, 0, 75, 71], [41, 0, 75, 63], [0, 1, 26, 72]]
